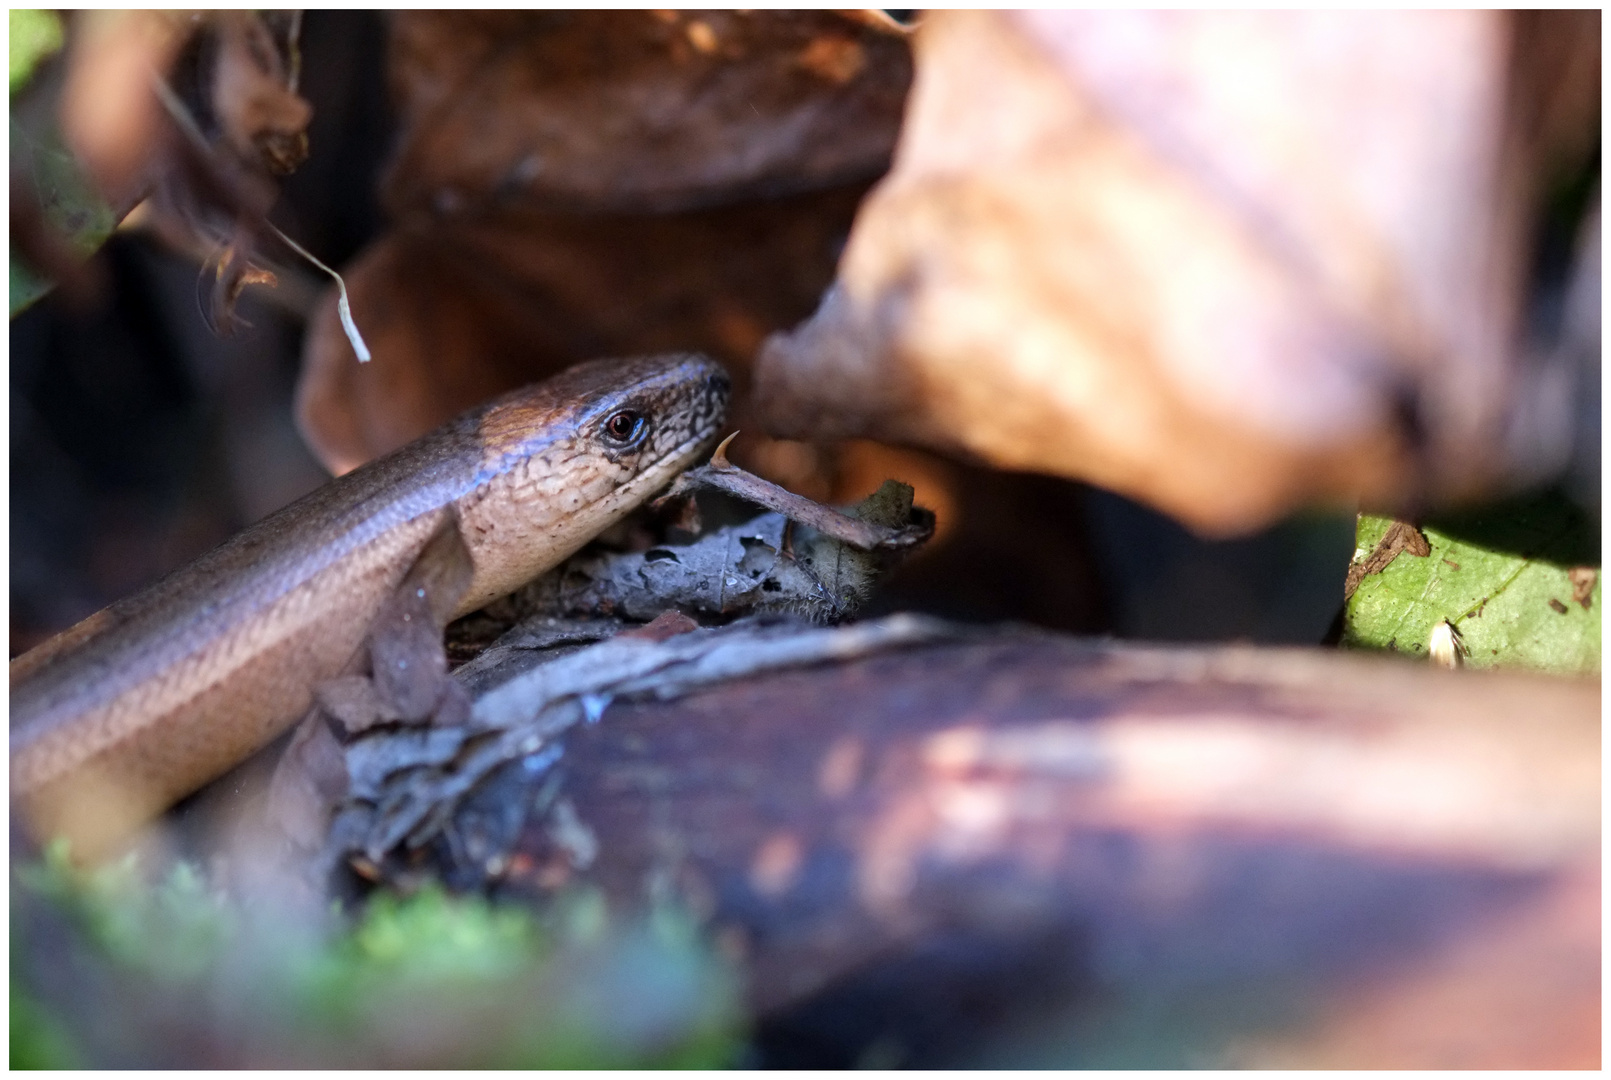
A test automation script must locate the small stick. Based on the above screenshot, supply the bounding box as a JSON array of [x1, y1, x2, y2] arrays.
[[655, 432, 931, 552]]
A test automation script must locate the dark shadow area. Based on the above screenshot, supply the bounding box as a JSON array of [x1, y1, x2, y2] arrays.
[[1080, 487, 1357, 644], [1424, 487, 1599, 568]]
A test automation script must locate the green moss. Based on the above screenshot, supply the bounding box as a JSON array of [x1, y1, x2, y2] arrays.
[[12, 846, 745, 1068]]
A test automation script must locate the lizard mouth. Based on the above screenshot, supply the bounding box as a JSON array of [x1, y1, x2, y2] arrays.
[[612, 419, 726, 508]]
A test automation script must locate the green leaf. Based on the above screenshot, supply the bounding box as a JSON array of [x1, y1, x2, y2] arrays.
[[1342, 490, 1600, 675], [10, 113, 119, 316], [9, 10, 63, 96]]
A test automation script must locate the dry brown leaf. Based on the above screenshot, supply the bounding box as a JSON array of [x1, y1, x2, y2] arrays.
[[297, 185, 870, 474], [296, 11, 912, 477], [753, 11, 1600, 535], [208, 11, 312, 176], [381, 10, 910, 215]]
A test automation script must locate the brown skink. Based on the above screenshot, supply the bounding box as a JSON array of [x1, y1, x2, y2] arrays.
[[11, 353, 730, 855]]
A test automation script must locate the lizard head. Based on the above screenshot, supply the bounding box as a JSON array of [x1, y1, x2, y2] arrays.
[[456, 353, 731, 612]]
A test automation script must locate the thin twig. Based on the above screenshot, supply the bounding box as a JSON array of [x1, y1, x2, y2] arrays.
[[654, 433, 933, 552], [285, 11, 303, 93], [262, 220, 371, 361]]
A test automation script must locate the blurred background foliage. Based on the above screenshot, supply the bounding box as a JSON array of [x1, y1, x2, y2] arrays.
[[13, 842, 744, 1068]]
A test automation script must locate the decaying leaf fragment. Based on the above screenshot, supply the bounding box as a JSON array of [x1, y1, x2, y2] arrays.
[[519, 506, 908, 628], [10, 11, 180, 314], [149, 12, 316, 336], [1567, 567, 1596, 610], [56, 10, 191, 206], [1342, 519, 1432, 601], [658, 439, 934, 554], [205, 12, 311, 177]]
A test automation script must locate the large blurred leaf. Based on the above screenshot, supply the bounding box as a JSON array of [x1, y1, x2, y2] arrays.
[[1342, 491, 1599, 674], [753, 11, 1600, 535]]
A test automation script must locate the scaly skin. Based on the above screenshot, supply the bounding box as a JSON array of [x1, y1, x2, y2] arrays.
[[10, 353, 730, 855]]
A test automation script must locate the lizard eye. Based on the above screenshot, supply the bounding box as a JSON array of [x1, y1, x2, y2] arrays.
[[600, 409, 647, 449]]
